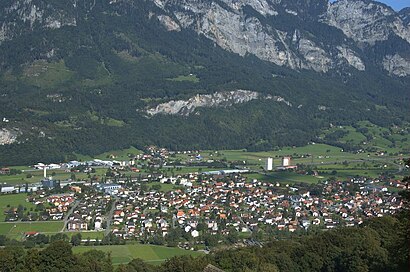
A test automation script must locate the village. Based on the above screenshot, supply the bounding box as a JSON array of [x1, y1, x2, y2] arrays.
[[0, 145, 406, 248]]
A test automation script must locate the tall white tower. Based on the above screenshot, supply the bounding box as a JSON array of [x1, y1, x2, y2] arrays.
[[282, 157, 291, 167], [265, 158, 273, 171]]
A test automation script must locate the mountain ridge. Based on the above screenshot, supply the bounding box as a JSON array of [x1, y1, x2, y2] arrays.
[[0, 0, 409, 165]]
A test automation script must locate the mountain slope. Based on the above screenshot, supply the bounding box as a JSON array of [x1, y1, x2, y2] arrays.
[[0, 0, 409, 165], [149, 0, 410, 74]]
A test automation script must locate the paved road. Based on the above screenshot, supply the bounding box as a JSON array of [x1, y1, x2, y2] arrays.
[[61, 200, 80, 232], [105, 197, 118, 236]]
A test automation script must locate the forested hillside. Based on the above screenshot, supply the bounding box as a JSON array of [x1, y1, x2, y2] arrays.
[[0, 0, 409, 165]]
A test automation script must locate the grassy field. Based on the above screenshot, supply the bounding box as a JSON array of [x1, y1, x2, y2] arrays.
[[94, 147, 143, 161], [0, 194, 36, 221], [2, 136, 407, 187], [0, 168, 93, 185], [215, 145, 354, 167], [245, 172, 324, 184], [167, 74, 199, 83], [148, 182, 180, 192], [160, 167, 224, 175], [0, 221, 64, 240], [54, 231, 106, 240], [73, 244, 203, 265], [321, 121, 410, 152]]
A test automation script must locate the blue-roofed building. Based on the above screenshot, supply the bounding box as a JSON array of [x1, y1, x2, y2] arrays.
[[96, 183, 122, 194]]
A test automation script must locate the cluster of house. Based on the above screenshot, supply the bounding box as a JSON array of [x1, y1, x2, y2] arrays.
[[1, 165, 405, 245], [0, 168, 10, 174], [100, 173, 403, 239], [66, 193, 111, 231], [2, 193, 75, 222], [25, 193, 75, 221], [44, 194, 75, 220]]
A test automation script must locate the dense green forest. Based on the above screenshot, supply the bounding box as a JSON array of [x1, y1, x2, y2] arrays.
[[0, 0, 409, 165]]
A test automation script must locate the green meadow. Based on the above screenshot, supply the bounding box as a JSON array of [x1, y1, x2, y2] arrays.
[[0, 221, 64, 240], [0, 194, 36, 221], [73, 244, 203, 265]]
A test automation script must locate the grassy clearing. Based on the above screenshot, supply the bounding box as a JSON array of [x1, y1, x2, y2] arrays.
[[80, 64, 113, 88], [86, 111, 125, 127], [22, 60, 74, 89], [92, 147, 143, 161], [0, 194, 36, 221], [73, 244, 203, 265], [322, 121, 410, 152], [148, 182, 179, 192], [339, 126, 367, 145], [167, 74, 199, 83], [75, 147, 143, 162]]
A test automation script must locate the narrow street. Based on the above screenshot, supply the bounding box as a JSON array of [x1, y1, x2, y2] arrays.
[[61, 200, 80, 232], [105, 197, 118, 236]]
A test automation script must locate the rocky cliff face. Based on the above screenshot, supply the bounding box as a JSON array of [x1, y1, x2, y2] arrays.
[[150, 0, 409, 76], [151, 0, 338, 72], [400, 8, 410, 25], [145, 90, 293, 116], [383, 54, 410, 77], [325, 0, 409, 44], [0, 0, 409, 76], [0, 0, 77, 43], [0, 128, 20, 145], [146, 90, 263, 116]]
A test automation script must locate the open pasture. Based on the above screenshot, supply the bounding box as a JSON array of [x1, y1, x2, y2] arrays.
[[73, 243, 203, 265]]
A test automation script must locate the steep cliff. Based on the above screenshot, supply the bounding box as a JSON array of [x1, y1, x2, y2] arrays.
[[146, 0, 409, 75], [0, 0, 409, 75]]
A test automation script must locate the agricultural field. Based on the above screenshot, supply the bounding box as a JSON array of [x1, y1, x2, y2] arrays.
[[72, 244, 204, 265], [208, 143, 404, 169], [0, 194, 36, 221], [1, 132, 407, 188], [0, 221, 64, 240]]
